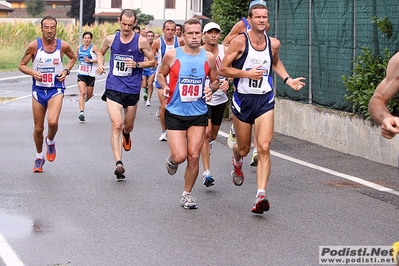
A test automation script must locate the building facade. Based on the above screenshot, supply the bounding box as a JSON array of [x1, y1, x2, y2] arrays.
[[94, 0, 204, 26]]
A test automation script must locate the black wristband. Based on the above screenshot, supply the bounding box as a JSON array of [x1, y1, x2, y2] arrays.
[[63, 69, 70, 75], [284, 76, 290, 84]]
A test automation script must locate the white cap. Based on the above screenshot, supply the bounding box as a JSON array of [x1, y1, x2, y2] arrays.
[[249, 0, 267, 8], [203, 22, 221, 33]]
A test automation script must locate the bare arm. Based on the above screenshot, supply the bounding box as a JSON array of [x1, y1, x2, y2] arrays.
[[58, 41, 77, 81], [178, 37, 185, 47], [158, 49, 176, 99], [222, 20, 246, 48], [96, 34, 114, 75], [205, 51, 219, 101], [368, 52, 399, 138], [138, 36, 156, 68], [18, 41, 37, 77], [271, 38, 305, 91], [90, 45, 99, 63], [151, 38, 160, 57]]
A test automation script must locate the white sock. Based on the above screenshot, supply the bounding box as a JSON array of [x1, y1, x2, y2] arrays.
[[234, 158, 242, 164], [182, 191, 191, 196], [203, 169, 210, 176], [36, 152, 44, 159], [257, 189, 266, 197], [46, 138, 55, 145], [253, 148, 258, 154]]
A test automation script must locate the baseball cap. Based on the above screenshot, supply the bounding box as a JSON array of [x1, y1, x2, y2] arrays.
[[203, 22, 221, 33], [249, 0, 267, 8]]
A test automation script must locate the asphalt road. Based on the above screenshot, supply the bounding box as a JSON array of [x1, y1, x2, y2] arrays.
[[0, 71, 398, 266]]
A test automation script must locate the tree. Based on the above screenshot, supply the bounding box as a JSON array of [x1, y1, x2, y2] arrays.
[[134, 9, 154, 26], [211, 0, 248, 40], [26, 0, 46, 17], [203, 0, 213, 20], [68, 0, 96, 26]]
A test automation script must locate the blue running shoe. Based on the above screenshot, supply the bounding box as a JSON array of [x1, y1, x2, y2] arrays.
[[203, 172, 215, 187], [33, 158, 45, 173], [46, 137, 56, 162]]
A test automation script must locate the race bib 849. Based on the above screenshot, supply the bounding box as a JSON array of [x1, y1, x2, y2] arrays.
[[178, 76, 203, 102]]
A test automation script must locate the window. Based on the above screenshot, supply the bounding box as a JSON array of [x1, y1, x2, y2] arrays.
[[111, 0, 122, 8], [192, 0, 202, 12], [165, 0, 175, 9]]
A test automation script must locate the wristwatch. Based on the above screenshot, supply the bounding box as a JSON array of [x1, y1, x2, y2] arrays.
[[136, 62, 140, 68]]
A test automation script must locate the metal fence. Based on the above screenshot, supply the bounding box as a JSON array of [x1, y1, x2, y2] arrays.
[[266, 0, 399, 111]]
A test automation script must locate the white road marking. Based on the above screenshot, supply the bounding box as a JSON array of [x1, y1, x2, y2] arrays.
[[0, 232, 24, 266], [218, 131, 399, 196]]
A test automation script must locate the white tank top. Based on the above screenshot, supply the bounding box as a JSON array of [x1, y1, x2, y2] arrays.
[[235, 31, 273, 95], [205, 44, 228, 106]]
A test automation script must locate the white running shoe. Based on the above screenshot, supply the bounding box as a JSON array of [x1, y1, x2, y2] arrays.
[[159, 131, 167, 141], [165, 157, 178, 175], [209, 140, 214, 155], [227, 125, 236, 149], [146, 99, 151, 106], [250, 151, 259, 167], [180, 194, 198, 209], [78, 111, 85, 122]]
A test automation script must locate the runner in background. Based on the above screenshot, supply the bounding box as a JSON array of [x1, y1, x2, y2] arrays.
[[151, 20, 185, 141], [76, 31, 98, 122], [200, 22, 230, 187], [141, 30, 156, 106], [18, 15, 77, 173], [96, 9, 156, 180]]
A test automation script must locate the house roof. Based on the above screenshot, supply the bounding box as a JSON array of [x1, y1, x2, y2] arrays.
[[6, 0, 70, 3], [93, 12, 120, 18], [193, 14, 210, 20], [0, 3, 14, 11]]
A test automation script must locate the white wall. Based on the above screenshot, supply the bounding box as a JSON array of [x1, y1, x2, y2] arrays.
[[274, 98, 399, 167]]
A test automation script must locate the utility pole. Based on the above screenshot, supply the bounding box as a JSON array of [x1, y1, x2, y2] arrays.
[[79, 0, 83, 46]]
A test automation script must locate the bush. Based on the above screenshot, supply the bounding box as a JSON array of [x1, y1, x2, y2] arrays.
[[341, 46, 399, 120]]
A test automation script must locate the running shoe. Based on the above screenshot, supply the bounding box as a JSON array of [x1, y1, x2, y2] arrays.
[[146, 99, 151, 106], [78, 111, 85, 122], [209, 140, 214, 155], [251, 194, 270, 214], [122, 130, 131, 151], [32, 158, 45, 173], [159, 131, 167, 141], [114, 163, 125, 180], [250, 151, 259, 167], [203, 172, 215, 187], [227, 125, 236, 149], [165, 157, 178, 175], [231, 157, 244, 186], [45, 137, 56, 162], [180, 194, 198, 209]]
